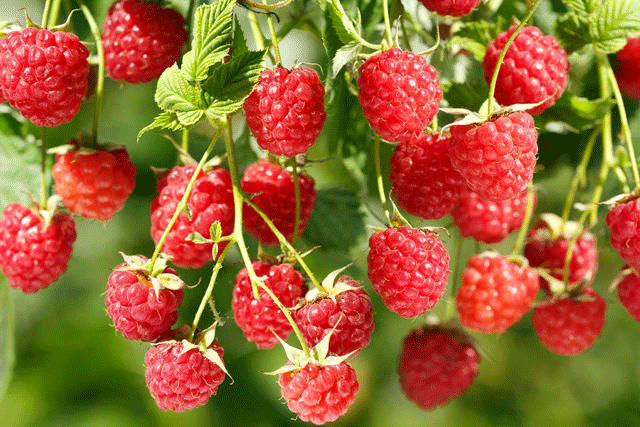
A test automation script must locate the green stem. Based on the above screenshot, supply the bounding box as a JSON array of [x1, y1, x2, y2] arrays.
[[382, 0, 393, 47], [241, 0, 296, 11], [510, 184, 536, 256], [182, 128, 189, 152], [148, 127, 224, 271], [248, 11, 267, 50], [40, 128, 48, 207], [264, 0, 282, 64], [487, 0, 544, 114], [185, 0, 197, 50], [47, 0, 63, 28], [79, 3, 104, 144], [445, 233, 464, 321], [374, 134, 391, 225], [288, 158, 301, 248], [42, 0, 53, 28]]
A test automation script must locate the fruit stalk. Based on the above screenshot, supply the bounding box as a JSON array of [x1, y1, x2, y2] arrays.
[[288, 157, 301, 247], [374, 134, 392, 224], [40, 129, 48, 207], [263, 0, 282, 63], [79, 3, 105, 145], [510, 184, 536, 256]]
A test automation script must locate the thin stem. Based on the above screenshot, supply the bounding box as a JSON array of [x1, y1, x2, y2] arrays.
[[382, 0, 393, 47], [247, 11, 266, 50], [241, 0, 296, 11], [374, 134, 391, 225], [79, 3, 104, 144], [148, 127, 224, 271], [47, 0, 63, 28], [510, 184, 536, 256], [288, 158, 301, 247], [185, 0, 197, 50], [40, 128, 48, 207], [182, 128, 189, 152], [42, 0, 53, 28], [487, 0, 544, 113], [264, 0, 281, 64], [445, 233, 464, 321]]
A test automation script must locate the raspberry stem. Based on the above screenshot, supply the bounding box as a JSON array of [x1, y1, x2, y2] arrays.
[[382, 0, 393, 47], [47, 0, 63, 28], [79, 3, 105, 145], [182, 129, 189, 152], [374, 134, 392, 225], [40, 129, 48, 207], [263, 0, 282, 64], [288, 158, 301, 247], [42, 0, 53, 28], [509, 183, 536, 256], [445, 233, 464, 321]]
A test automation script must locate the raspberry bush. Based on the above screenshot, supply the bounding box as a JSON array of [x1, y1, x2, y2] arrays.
[[3, 0, 640, 425]]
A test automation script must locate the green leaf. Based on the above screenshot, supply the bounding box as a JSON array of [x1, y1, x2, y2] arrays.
[[137, 111, 185, 142], [555, 13, 592, 54], [327, 0, 360, 45], [303, 188, 365, 251], [441, 79, 488, 111], [447, 19, 507, 61], [590, 0, 640, 53], [536, 91, 615, 132], [232, 15, 248, 57], [332, 41, 360, 78], [176, 110, 205, 127], [181, 0, 235, 82], [0, 280, 15, 403], [155, 64, 204, 113], [563, 0, 601, 15], [0, 134, 41, 207], [202, 50, 266, 122]]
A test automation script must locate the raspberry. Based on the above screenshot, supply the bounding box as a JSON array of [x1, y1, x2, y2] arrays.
[[243, 67, 326, 157], [417, 0, 481, 17], [150, 165, 234, 268], [452, 189, 533, 244], [389, 132, 466, 220], [294, 275, 375, 357], [606, 194, 640, 270], [232, 261, 306, 349], [448, 111, 538, 202], [145, 337, 225, 411], [456, 254, 539, 333], [367, 226, 450, 318], [241, 161, 315, 246], [105, 256, 184, 342], [0, 27, 90, 127], [358, 48, 442, 143], [102, 0, 188, 83], [52, 143, 136, 220], [615, 36, 640, 100], [617, 268, 640, 322], [278, 362, 359, 425], [531, 287, 606, 355], [482, 26, 568, 115], [398, 325, 479, 409], [0, 203, 76, 293]]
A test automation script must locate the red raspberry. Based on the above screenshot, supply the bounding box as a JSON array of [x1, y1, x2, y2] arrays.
[[452, 189, 533, 244], [52, 143, 136, 221], [278, 362, 359, 424], [418, 0, 481, 17], [367, 226, 450, 318], [398, 325, 479, 409], [0, 203, 76, 293], [617, 268, 640, 322], [389, 132, 466, 220], [232, 261, 306, 349], [294, 275, 375, 357], [456, 254, 539, 333], [358, 48, 442, 143], [606, 195, 640, 270], [531, 287, 606, 355], [105, 256, 184, 342], [150, 165, 234, 268], [615, 36, 640, 100], [241, 161, 315, 246], [448, 111, 538, 202], [243, 67, 326, 157], [145, 338, 225, 411], [102, 0, 188, 83], [0, 27, 89, 127], [482, 26, 568, 115]]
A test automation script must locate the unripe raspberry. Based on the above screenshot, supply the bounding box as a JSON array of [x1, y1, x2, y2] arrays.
[[243, 67, 326, 157], [368, 226, 450, 318], [102, 0, 188, 83], [358, 48, 442, 143], [606, 194, 640, 270], [483, 26, 568, 115], [0, 203, 76, 293], [418, 0, 481, 17], [0, 27, 90, 127]]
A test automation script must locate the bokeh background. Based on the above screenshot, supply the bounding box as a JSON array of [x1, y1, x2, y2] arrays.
[[3, 0, 640, 426]]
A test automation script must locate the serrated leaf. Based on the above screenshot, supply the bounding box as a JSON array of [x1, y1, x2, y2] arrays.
[[202, 50, 266, 122], [327, 0, 360, 45], [0, 281, 15, 403], [563, 0, 601, 15], [181, 0, 235, 82], [155, 64, 204, 113], [446, 19, 507, 61], [590, 0, 640, 53], [536, 91, 615, 132], [555, 13, 592, 54], [137, 111, 185, 142], [0, 134, 41, 207], [332, 41, 360, 78], [232, 15, 248, 57], [176, 110, 205, 127], [303, 188, 365, 251]]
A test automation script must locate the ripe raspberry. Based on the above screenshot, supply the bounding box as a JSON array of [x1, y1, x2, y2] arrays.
[[243, 67, 326, 157], [241, 161, 315, 246], [0, 203, 76, 293], [389, 132, 466, 220], [52, 143, 136, 220], [358, 48, 442, 143], [232, 261, 306, 349], [617, 268, 640, 322], [368, 226, 450, 318], [456, 254, 539, 333], [278, 362, 359, 425], [606, 194, 640, 270], [482, 26, 568, 115], [398, 325, 479, 409], [452, 189, 533, 244], [105, 256, 184, 341], [615, 36, 640, 100], [145, 337, 225, 411], [0, 27, 90, 127], [418, 0, 481, 17], [448, 111, 538, 202], [294, 275, 375, 357], [531, 287, 606, 355], [102, 0, 188, 83], [150, 165, 234, 268]]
